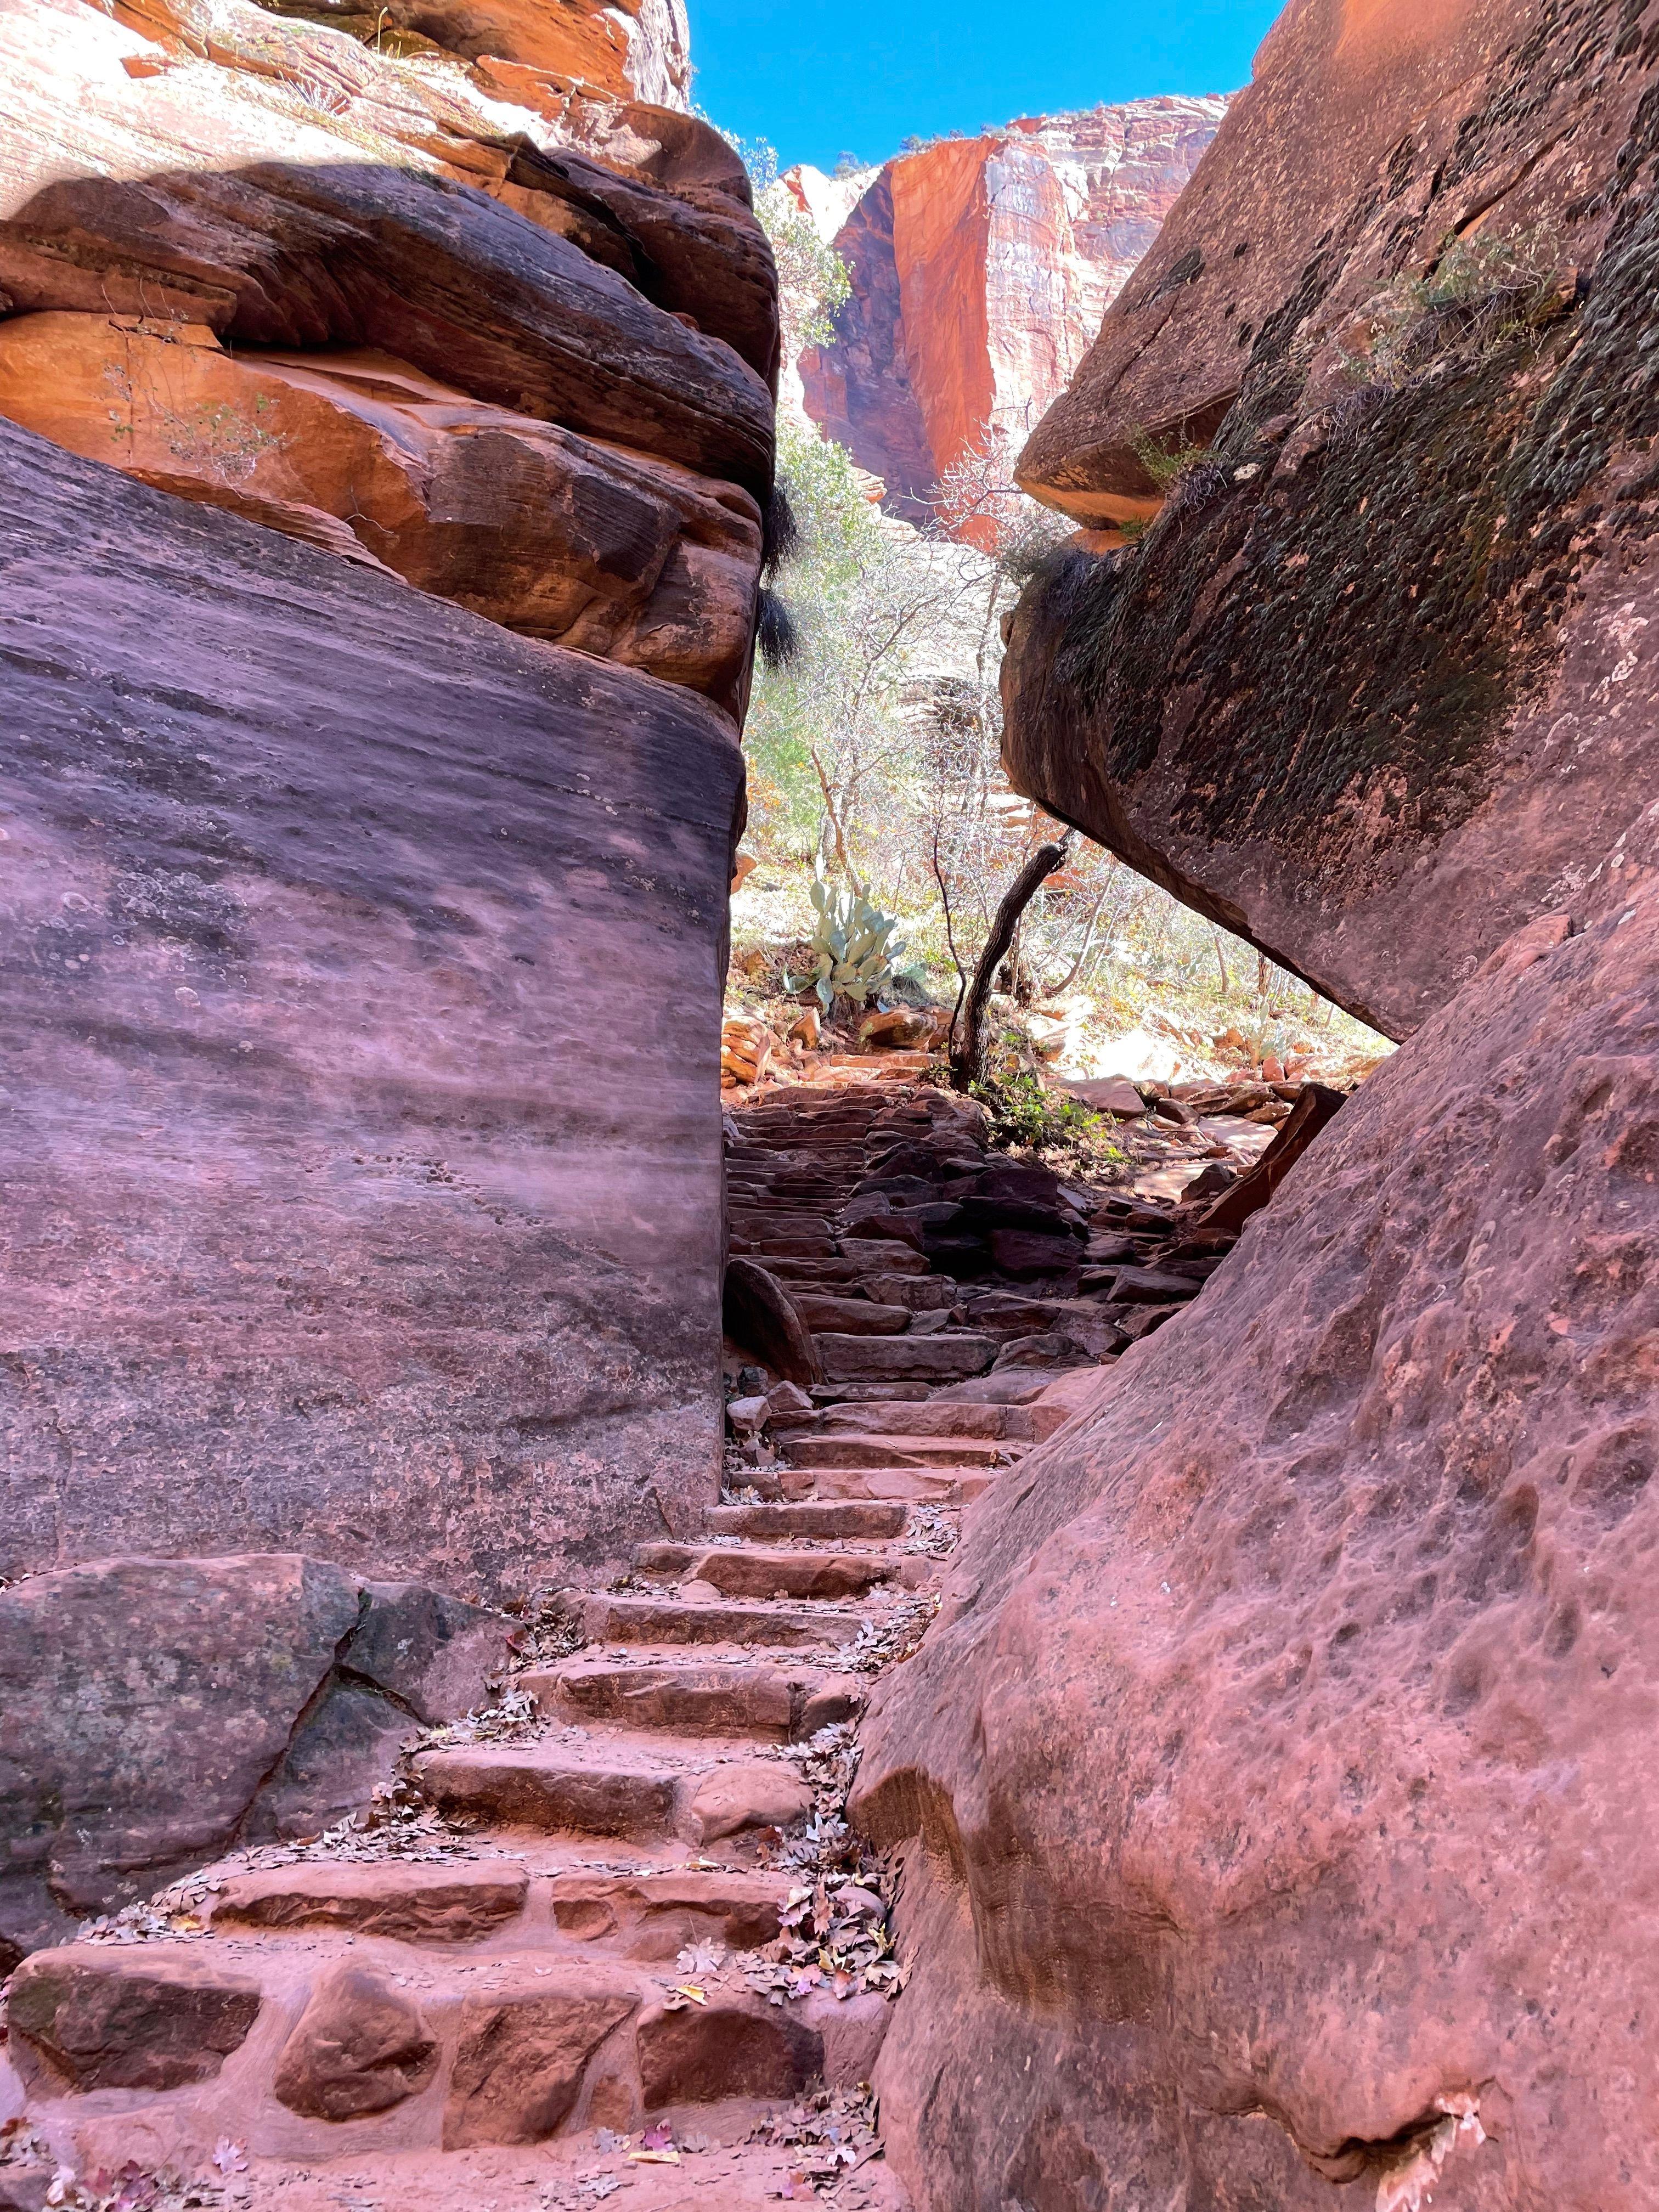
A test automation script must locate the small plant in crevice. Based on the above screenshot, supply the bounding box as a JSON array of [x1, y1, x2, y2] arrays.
[[1339, 223, 1572, 392], [1130, 425, 1209, 494]]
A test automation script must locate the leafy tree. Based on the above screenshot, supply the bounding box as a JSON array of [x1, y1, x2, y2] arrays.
[[737, 137, 852, 355]]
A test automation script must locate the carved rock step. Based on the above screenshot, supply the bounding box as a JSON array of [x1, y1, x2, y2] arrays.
[[523, 1656, 862, 1739], [411, 1741, 813, 1844], [761, 1250, 930, 1281], [817, 1398, 1037, 1440], [812, 1331, 996, 1382], [806, 1466, 995, 1506], [573, 1591, 867, 1649], [202, 1857, 793, 1958], [703, 1500, 909, 1540], [7, 1938, 888, 2155], [634, 1542, 900, 1599], [785, 1432, 1011, 1470], [792, 1294, 912, 1336]]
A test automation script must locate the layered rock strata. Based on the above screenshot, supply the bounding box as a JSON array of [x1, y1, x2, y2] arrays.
[[0, 0, 772, 715], [0, 419, 744, 1596], [789, 100, 1224, 521], [1003, 0, 1659, 1034]]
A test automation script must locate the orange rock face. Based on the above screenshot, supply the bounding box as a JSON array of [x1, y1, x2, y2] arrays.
[[792, 100, 1224, 521], [0, 0, 770, 713], [0, 316, 761, 710]]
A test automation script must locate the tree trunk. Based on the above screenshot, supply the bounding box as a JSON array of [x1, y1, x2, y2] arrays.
[[950, 839, 1071, 1091]]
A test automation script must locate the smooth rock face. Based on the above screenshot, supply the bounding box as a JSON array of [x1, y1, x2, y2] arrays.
[[791, 101, 1224, 521], [0, 422, 741, 1601], [273, 1965, 439, 2120], [0, 1553, 510, 1961], [856, 898, 1659, 2211], [1003, 0, 1659, 1035], [8, 1949, 262, 2094]]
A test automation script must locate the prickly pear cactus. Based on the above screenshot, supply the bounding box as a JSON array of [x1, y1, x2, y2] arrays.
[[786, 881, 906, 1012]]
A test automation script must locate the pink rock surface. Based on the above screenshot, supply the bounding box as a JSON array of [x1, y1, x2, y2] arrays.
[[855, 898, 1659, 2209], [0, 1551, 510, 1960], [0, 419, 740, 1599]]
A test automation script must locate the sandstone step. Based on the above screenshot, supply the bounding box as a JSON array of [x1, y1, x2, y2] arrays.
[[212, 1854, 797, 1959], [5, 1939, 885, 2155], [208, 1860, 531, 1942], [729, 1209, 834, 1234], [817, 1398, 1037, 1440], [414, 1741, 819, 1850], [761, 1248, 930, 1281], [813, 1330, 995, 1381], [810, 1379, 932, 1402], [808, 1466, 995, 1506], [730, 1235, 838, 1259], [413, 1742, 682, 1841], [635, 1542, 899, 1599], [541, 1863, 793, 1955], [705, 1499, 909, 1541], [784, 1431, 1011, 1470], [524, 1656, 862, 1739], [791, 1292, 911, 1335], [575, 1592, 866, 1649]]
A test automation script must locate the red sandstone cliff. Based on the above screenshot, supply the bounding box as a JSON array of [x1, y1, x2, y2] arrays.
[[787, 99, 1225, 520]]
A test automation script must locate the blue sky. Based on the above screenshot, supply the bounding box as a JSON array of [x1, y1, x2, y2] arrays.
[[688, 0, 1285, 173]]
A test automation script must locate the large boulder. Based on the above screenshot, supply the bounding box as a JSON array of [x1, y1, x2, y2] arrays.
[[855, 895, 1659, 2210], [0, 1552, 511, 1961], [0, 420, 742, 1601], [1003, 0, 1659, 1035]]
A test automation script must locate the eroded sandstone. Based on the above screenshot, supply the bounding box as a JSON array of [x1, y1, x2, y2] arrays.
[[855, 896, 1659, 2210], [1003, 0, 1659, 1032]]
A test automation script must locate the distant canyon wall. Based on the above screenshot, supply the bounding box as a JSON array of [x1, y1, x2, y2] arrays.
[[785, 99, 1226, 520]]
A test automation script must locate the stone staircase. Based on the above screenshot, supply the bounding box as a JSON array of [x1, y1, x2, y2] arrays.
[[0, 1486, 950, 2205], [0, 1066, 1198, 2208]]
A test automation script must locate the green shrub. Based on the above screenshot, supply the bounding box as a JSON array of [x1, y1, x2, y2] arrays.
[[1341, 224, 1568, 390], [966, 1038, 1125, 1173]]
